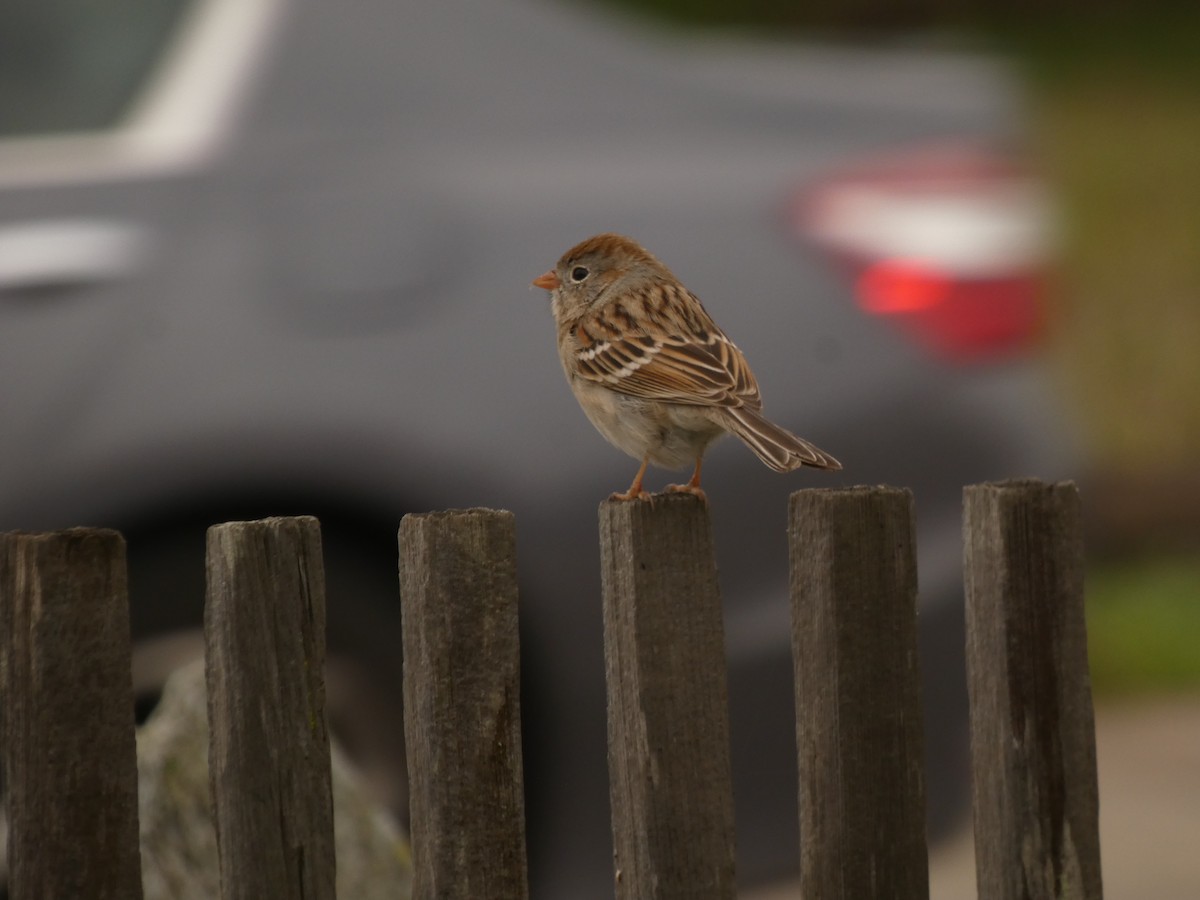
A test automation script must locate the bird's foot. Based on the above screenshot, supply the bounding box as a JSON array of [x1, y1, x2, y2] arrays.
[[609, 486, 654, 502], [666, 483, 708, 504]]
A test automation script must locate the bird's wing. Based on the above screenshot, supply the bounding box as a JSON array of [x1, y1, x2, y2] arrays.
[[570, 283, 762, 409]]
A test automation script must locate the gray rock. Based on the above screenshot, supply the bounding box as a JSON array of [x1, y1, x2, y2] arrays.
[[137, 660, 412, 900]]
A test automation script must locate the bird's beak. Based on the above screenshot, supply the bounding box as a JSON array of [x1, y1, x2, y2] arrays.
[[532, 270, 560, 290]]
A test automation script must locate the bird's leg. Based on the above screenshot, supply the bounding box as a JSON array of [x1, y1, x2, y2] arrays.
[[610, 456, 652, 501], [667, 457, 707, 502]]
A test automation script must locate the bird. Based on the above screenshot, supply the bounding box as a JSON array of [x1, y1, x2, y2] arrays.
[[531, 233, 841, 501]]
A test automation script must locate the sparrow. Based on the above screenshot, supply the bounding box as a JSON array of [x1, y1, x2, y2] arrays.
[[533, 233, 841, 500]]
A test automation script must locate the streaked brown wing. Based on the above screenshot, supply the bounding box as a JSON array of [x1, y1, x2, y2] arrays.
[[571, 284, 762, 409]]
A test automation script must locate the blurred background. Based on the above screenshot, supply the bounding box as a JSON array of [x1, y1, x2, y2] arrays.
[[1, 0, 1197, 897]]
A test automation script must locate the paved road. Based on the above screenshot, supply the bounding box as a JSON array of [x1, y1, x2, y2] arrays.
[[746, 694, 1200, 900]]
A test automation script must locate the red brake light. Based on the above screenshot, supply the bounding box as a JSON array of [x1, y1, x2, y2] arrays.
[[856, 260, 1044, 361], [793, 142, 1054, 363], [857, 259, 950, 314]]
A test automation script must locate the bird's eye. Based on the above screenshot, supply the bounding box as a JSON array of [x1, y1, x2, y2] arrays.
[[570, 266, 590, 283]]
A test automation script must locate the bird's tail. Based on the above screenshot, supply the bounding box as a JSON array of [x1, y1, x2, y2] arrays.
[[720, 406, 842, 473]]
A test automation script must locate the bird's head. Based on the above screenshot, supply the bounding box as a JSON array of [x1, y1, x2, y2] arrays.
[[532, 233, 671, 324]]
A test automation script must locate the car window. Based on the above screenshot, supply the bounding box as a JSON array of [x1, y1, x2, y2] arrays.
[[0, 0, 194, 137], [0, 0, 285, 187]]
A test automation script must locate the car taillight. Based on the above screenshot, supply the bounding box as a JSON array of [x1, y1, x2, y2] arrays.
[[793, 142, 1054, 363], [856, 259, 1044, 362]]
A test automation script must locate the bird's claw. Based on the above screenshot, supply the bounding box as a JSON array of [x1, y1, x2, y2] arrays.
[[666, 483, 708, 504], [609, 488, 654, 502]]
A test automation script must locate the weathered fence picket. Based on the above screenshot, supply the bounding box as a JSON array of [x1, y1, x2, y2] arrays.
[[204, 516, 337, 900], [789, 487, 930, 900], [398, 509, 529, 900], [964, 480, 1103, 900], [0, 529, 144, 899], [0, 479, 1105, 900], [599, 493, 737, 900]]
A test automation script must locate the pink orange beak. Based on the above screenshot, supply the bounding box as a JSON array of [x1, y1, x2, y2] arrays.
[[532, 270, 560, 290]]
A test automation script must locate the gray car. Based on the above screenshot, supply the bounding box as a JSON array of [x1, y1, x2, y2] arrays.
[[0, 0, 1077, 894]]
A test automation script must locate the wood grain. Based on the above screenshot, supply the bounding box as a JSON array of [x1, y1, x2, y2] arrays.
[[399, 508, 528, 900], [599, 492, 737, 900], [204, 516, 336, 900], [789, 487, 929, 900], [0, 528, 144, 899], [964, 480, 1103, 900]]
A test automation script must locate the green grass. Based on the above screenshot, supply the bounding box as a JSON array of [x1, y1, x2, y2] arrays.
[[1087, 557, 1200, 694], [1012, 23, 1200, 473], [1020, 22, 1200, 695]]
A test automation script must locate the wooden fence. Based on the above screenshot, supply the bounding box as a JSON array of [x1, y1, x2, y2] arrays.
[[0, 480, 1103, 899]]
